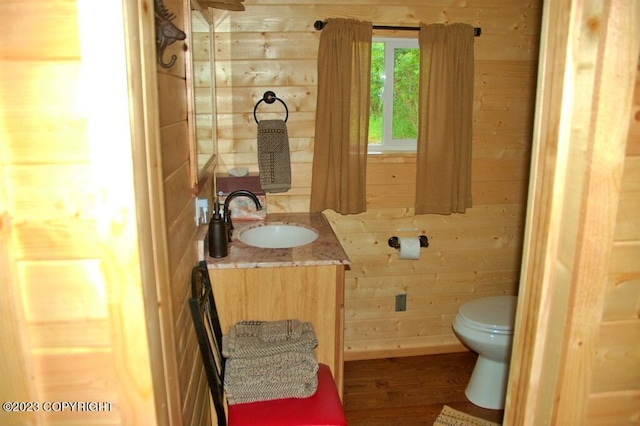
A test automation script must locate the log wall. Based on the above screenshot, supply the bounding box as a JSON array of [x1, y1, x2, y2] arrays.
[[210, 0, 543, 358]]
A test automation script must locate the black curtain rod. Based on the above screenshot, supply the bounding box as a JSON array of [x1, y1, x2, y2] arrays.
[[313, 20, 481, 37]]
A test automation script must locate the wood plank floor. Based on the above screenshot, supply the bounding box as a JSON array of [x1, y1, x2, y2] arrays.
[[343, 352, 504, 425]]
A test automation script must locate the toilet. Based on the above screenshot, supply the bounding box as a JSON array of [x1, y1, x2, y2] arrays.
[[452, 295, 518, 410]]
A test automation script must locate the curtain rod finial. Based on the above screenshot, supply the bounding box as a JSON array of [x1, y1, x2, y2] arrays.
[[314, 20, 325, 30]]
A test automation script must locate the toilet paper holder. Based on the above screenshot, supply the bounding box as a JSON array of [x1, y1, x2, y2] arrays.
[[388, 235, 429, 249]]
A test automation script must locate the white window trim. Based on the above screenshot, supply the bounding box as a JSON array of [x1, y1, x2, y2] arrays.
[[368, 37, 419, 154]]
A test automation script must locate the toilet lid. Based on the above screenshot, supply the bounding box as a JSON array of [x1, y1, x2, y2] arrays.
[[458, 295, 517, 332]]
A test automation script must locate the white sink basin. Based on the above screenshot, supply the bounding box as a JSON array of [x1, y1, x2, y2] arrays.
[[237, 223, 319, 249]]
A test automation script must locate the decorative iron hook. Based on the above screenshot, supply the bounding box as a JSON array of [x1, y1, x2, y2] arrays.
[[155, 0, 187, 68]]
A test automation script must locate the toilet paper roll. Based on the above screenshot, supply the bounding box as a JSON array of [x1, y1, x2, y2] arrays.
[[398, 237, 421, 260]]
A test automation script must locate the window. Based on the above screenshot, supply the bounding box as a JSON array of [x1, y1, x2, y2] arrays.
[[369, 37, 420, 153]]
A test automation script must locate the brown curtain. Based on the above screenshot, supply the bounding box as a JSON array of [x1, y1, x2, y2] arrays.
[[415, 23, 474, 214], [310, 18, 372, 214]]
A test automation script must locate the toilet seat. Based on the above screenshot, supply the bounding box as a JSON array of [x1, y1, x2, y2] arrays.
[[458, 296, 517, 335]]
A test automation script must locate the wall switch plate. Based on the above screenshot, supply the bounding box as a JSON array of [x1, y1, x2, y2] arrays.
[[395, 293, 407, 312]]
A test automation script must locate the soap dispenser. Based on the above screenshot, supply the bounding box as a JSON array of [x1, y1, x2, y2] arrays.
[[208, 200, 228, 258]]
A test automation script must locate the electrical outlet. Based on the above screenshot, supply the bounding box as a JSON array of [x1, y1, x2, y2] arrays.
[[395, 293, 407, 312], [194, 197, 209, 226]]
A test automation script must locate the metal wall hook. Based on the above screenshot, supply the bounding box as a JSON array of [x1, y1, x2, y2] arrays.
[[154, 0, 186, 69]]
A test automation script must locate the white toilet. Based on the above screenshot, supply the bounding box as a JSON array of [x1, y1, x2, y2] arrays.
[[452, 295, 518, 410]]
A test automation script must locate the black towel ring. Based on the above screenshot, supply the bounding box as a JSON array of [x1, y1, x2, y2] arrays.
[[253, 91, 289, 124]]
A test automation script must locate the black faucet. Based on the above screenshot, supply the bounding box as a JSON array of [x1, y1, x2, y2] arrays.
[[222, 190, 263, 241]]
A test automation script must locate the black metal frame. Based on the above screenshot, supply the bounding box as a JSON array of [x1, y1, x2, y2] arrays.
[[189, 260, 227, 426]]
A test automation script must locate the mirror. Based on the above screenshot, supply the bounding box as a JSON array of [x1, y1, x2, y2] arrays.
[[187, 1, 216, 187]]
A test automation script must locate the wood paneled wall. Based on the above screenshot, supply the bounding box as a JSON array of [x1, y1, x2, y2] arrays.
[[584, 56, 640, 425], [504, 2, 640, 423], [2, 0, 216, 424], [159, 1, 213, 425], [212, 0, 542, 358], [0, 1, 160, 424]]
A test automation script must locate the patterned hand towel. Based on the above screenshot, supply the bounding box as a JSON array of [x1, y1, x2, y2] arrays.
[[257, 119, 291, 193]]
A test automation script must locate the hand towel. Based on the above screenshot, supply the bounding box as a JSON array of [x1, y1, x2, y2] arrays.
[[257, 119, 291, 193]]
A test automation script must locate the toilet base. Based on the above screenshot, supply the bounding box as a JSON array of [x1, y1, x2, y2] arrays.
[[465, 355, 510, 410]]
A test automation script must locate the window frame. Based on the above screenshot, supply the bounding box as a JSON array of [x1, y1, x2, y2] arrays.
[[368, 36, 420, 154]]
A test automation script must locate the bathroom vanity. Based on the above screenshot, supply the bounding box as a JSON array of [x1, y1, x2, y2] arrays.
[[199, 212, 350, 394]]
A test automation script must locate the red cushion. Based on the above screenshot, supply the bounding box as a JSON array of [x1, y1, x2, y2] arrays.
[[228, 363, 347, 426]]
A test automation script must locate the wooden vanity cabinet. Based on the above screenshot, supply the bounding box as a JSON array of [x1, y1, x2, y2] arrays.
[[207, 264, 345, 396]]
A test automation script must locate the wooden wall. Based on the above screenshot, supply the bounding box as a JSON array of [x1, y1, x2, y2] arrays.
[[2, 0, 216, 424], [212, 0, 543, 358], [584, 53, 640, 425], [504, 1, 640, 423], [159, 1, 214, 425], [0, 1, 159, 424]]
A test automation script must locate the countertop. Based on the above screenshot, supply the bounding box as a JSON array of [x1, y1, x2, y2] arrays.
[[198, 212, 350, 269]]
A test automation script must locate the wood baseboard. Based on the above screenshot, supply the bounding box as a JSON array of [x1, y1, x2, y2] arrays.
[[344, 343, 468, 361]]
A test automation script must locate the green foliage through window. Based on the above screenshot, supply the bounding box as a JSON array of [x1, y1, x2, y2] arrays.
[[369, 42, 384, 144], [369, 38, 419, 151]]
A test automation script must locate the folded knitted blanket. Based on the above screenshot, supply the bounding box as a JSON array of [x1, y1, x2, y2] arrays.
[[226, 374, 318, 405], [225, 351, 319, 386], [223, 320, 318, 359], [224, 351, 319, 404], [259, 319, 304, 342], [222, 320, 320, 404]]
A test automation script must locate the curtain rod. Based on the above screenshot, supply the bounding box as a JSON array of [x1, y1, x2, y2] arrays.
[[313, 20, 481, 37]]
